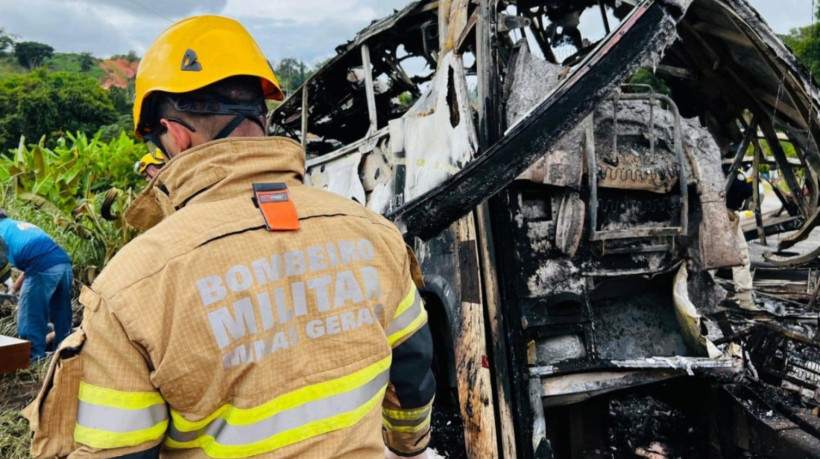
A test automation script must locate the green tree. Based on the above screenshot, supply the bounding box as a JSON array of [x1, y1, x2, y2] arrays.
[[79, 52, 95, 72], [0, 69, 118, 152], [782, 5, 820, 84], [0, 28, 15, 55], [112, 50, 140, 62], [13, 41, 54, 70], [275, 58, 313, 95], [108, 85, 133, 116]]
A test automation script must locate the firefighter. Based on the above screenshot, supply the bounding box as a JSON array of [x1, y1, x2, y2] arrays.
[[134, 149, 165, 181], [25, 15, 434, 458]]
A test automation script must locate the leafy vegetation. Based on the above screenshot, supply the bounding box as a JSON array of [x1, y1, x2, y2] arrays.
[[43, 53, 105, 80], [628, 68, 671, 95], [0, 69, 119, 153], [13, 41, 53, 70], [0, 131, 146, 283], [274, 57, 323, 96], [0, 28, 15, 55], [782, 5, 820, 84]]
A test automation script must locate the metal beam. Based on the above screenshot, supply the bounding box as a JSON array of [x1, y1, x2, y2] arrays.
[[360, 44, 378, 136]]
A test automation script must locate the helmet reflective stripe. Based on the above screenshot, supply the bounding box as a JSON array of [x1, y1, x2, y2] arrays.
[[133, 15, 284, 138]]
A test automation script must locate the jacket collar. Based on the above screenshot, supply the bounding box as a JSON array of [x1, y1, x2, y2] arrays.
[[125, 136, 306, 230]]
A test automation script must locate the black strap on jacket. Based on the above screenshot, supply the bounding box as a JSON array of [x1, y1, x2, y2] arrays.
[[390, 323, 436, 408]]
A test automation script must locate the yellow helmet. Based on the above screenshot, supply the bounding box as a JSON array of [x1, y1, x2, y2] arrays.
[[134, 149, 166, 175], [133, 15, 284, 138]]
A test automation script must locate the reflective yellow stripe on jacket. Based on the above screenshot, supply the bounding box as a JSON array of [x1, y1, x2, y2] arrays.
[[382, 405, 432, 433], [165, 355, 391, 458], [75, 382, 168, 448], [387, 282, 426, 347]]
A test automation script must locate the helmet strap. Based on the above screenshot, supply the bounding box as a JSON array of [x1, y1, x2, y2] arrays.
[[213, 113, 266, 140], [144, 131, 170, 159]]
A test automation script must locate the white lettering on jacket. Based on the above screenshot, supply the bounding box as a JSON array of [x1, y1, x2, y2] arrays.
[[194, 239, 387, 367]]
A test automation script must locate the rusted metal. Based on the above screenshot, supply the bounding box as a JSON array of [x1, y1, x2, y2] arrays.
[[587, 92, 688, 242]]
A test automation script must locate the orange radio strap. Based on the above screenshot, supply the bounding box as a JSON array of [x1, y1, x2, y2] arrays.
[[252, 183, 300, 231]]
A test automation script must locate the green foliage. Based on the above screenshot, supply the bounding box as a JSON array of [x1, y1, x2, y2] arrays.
[[0, 28, 15, 55], [397, 91, 415, 107], [108, 85, 133, 116], [79, 52, 94, 72], [44, 53, 105, 80], [0, 131, 146, 281], [0, 69, 118, 153], [758, 139, 799, 158], [628, 68, 671, 95], [0, 56, 25, 79], [782, 5, 820, 84], [275, 57, 314, 95], [112, 50, 140, 62], [0, 351, 48, 459], [13, 41, 53, 70], [0, 404, 32, 458]]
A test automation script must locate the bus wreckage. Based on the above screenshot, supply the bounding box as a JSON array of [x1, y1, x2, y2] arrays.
[[269, 0, 820, 457]]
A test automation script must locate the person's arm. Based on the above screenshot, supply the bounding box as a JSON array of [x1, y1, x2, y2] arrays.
[[382, 247, 435, 458], [11, 272, 23, 293], [0, 236, 10, 285], [24, 286, 167, 458]]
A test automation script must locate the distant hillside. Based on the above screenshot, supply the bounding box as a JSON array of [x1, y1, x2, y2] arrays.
[[99, 58, 138, 89], [0, 52, 137, 89]]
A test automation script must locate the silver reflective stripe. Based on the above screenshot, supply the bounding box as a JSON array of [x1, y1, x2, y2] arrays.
[[383, 408, 431, 427], [77, 401, 167, 433], [387, 290, 422, 336], [168, 369, 389, 445]]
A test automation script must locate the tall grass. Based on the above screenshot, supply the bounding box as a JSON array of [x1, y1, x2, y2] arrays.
[[0, 358, 48, 459], [0, 409, 30, 458]]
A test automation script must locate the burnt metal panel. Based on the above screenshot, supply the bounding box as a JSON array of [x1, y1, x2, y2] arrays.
[[387, 2, 682, 240]]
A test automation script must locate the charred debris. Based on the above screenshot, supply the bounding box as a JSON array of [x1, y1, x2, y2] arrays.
[[270, 0, 820, 457]]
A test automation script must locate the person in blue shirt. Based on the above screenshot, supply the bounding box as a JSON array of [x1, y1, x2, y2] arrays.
[[0, 236, 11, 287], [0, 208, 73, 360]]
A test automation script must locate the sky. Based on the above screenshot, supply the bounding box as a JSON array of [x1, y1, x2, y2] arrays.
[[0, 0, 813, 67]]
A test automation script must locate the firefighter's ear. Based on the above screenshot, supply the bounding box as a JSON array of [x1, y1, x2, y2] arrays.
[[160, 118, 193, 156]]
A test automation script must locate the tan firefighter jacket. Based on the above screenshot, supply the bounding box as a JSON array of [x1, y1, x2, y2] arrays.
[[24, 137, 435, 458]]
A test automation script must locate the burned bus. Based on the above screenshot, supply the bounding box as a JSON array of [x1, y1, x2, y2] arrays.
[[270, 1, 820, 457]]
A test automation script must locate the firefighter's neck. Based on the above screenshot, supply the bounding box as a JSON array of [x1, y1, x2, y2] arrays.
[[159, 118, 267, 159]]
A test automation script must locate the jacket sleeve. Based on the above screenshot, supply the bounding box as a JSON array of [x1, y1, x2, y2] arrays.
[[382, 245, 435, 457], [24, 286, 168, 458]]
